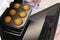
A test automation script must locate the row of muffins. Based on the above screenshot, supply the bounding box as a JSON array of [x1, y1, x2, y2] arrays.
[[4, 3, 30, 26]]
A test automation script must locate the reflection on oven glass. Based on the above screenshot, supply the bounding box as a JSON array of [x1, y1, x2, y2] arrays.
[[54, 24, 60, 40]]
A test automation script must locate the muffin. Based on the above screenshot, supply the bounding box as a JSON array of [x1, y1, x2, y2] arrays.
[[9, 9, 16, 15], [14, 18, 23, 26], [14, 3, 20, 9], [22, 5, 30, 11], [4, 16, 12, 23], [19, 12, 27, 18]]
